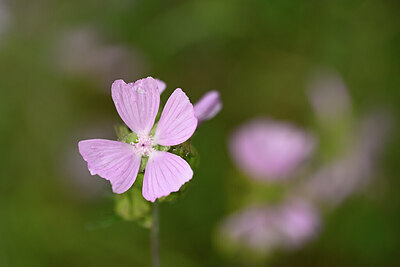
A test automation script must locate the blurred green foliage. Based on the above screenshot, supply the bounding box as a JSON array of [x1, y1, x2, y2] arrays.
[[0, 0, 399, 266]]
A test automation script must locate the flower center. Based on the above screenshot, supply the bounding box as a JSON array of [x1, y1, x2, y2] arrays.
[[131, 135, 154, 156]]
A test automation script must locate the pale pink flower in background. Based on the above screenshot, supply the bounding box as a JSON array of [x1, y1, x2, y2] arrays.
[[230, 119, 315, 180], [307, 70, 351, 120], [301, 70, 395, 206], [193, 91, 222, 124], [78, 77, 198, 202], [55, 27, 147, 88], [301, 110, 393, 206], [220, 198, 320, 252]]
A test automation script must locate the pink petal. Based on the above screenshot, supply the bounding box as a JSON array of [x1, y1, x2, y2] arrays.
[[194, 91, 222, 123], [156, 79, 166, 94], [142, 151, 193, 202], [153, 88, 197, 146], [111, 77, 160, 136], [78, 139, 142, 194]]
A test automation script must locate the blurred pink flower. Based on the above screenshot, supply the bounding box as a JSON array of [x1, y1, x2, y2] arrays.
[[230, 119, 315, 180], [78, 77, 198, 202], [221, 198, 320, 252], [301, 110, 393, 206]]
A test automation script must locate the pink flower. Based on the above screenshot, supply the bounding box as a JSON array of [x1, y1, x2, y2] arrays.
[[220, 199, 320, 252], [230, 119, 315, 180], [78, 77, 198, 202]]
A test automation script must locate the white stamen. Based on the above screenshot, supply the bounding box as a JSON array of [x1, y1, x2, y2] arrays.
[[131, 135, 154, 156]]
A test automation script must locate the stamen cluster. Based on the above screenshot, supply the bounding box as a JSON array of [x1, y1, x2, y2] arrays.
[[131, 135, 154, 156]]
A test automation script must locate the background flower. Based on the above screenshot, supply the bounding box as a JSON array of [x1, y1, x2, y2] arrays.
[[229, 119, 315, 180], [301, 110, 394, 206], [220, 198, 320, 253]]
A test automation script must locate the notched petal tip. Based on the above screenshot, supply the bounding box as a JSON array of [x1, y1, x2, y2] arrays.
[[155, 78, 166, 94], [111, 78, 127, 86], [111, 77, 160, 136], [78, 139, 142, 194]]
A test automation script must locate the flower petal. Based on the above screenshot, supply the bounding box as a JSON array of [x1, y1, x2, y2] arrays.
[[194, 91, 222, 123], [142, 151, 193, 202], [153, 88, 198, 146], [78, 139, 141, 194], [111, 77, 160, 136], [156, 79, 166, 94]]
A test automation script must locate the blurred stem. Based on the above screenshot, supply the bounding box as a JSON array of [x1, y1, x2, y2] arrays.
[[151, 201, 160, 267]]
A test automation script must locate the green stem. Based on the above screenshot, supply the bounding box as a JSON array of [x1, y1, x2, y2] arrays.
[[151, 201, 160, 267]]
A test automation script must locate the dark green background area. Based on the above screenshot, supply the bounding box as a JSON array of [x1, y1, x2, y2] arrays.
[[0, 0, 399, 266]]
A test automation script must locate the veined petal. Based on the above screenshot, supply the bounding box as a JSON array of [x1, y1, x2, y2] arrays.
[[153, 88, 198, 146], [156, 79, 166, 94], [111, 77, 160, 136], [78, 139, 141, 194], [194, 91, 222, 123], [142, 151, 193, 202]]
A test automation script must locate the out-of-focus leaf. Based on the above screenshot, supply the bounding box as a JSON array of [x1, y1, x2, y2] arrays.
[[114, 124, 131, 140]]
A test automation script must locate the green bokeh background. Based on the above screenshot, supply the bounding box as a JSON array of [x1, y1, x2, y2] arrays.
[[0, 0, 399, 266]]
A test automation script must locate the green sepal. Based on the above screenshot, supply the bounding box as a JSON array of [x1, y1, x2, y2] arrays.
[[150, 122, 158, 136], [114, 124, 138, 144], [123, 132, 138, 144], [155, 144, 170, 152], [170, 140, 200, 170], [114, 124, 131, 140], [139, 157, 149, 173], [158, 182, 191, 203], [114, 173, 152, 228], [186, 145, 200, 170]]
